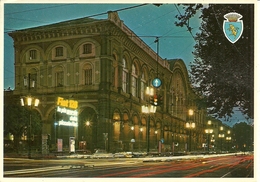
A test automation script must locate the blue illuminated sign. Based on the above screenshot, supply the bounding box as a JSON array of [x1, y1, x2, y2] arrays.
[[152, 78, 162, 88]]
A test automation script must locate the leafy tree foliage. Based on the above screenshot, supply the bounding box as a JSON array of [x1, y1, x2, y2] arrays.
[[175, 4, 254, 119], [232, 122, 253, 151], [4, 92, 42, 152]]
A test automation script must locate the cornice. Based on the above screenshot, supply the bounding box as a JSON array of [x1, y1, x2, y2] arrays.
[[9, 21, 109, 43]]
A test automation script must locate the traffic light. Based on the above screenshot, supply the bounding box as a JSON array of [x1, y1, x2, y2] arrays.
[[157, 95, 163, 106], [153, 94, 158, 106], [149, 94, 158, 106], [149, 95, 154, 105]]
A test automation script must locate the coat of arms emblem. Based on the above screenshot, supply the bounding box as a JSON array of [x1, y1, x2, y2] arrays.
[[223, 12, 243, 43]]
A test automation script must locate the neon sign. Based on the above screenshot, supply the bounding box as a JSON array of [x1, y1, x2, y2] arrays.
[[57, 106, 78, 116], [56, 97, 78, 127], [58, 120, 78, 127], [57, 97, 78, 109]]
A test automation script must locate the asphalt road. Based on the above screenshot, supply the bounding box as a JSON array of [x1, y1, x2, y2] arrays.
[[4, 154, 254, 178]]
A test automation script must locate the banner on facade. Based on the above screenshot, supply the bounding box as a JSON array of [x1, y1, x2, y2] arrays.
[[57, 138, 63, 152], [56, 97, 78, 127]]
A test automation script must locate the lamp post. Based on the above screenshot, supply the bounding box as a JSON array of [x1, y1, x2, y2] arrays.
[[205, 120, 213, 152], [154, 130, 158, 144], [139, 127, 143, 150], [226, 136, 231, 152], [186, 122, 195, 152], [218, 134, 225, 152], [20, 96, 40, 159], [205, 129, 213, 152], [218, 126, 224, 152], [142, 86, 156, 154], [186, 109, 195, 152], [226, 130, 231, 152]]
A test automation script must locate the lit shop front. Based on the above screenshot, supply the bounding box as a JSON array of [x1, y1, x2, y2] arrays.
[[54, 97, 78, 153]]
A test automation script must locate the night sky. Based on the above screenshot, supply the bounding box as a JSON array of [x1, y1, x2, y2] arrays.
[[3, 3, 201, 89], [2, 2, 256, 127]]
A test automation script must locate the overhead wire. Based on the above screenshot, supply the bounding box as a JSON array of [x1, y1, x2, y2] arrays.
[[4, 4, 75, 15], [4, 3, 197, 89], [174, 4, 196, 41]]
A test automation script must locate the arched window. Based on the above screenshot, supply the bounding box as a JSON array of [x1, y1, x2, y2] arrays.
[[122, 57, 129, 93], [131, 63, 138, 97], [140, 71, 147, 100], [83, 64, 93, 85], [55, 66, 64, 87]]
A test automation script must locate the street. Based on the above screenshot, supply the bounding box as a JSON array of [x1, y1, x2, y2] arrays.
[[4, 153, 253, 178]]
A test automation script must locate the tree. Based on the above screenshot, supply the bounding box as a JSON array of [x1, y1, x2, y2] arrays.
[[232, 122, 253, 151], [175, 4, 254, 119], [4, 92, 42, 153]]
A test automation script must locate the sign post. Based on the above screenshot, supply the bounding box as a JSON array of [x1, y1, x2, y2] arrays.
[[57, 139, 63, 152], [69, 137, 75, 154]]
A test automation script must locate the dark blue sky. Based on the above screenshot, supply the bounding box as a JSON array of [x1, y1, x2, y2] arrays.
[[3, 3, 201, 89], [3, 3, 254, 127]]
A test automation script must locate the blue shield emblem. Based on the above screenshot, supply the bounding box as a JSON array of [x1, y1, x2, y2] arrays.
[[223, 12, 243, 43]]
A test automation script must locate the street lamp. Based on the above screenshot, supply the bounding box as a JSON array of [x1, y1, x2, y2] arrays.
[[142, 86, 156, 154], [185, 122, 195, 152], [155, 130, 158, 148], [218, 134, 225, 152], [226, 136, 231, 152], [205, 120, 213, 153], [186, 109, 195, 152], [139, 127, 143, 150], [20, 96, 40, 159], [226, 130, 231, 152], [218, 126, 224, 152], [205, 129, 213, 152]]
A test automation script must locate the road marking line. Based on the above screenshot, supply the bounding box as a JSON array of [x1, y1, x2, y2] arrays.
[[4, 166, 70, 175]]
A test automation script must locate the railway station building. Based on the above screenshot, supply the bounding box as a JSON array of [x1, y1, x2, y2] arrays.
[[8, 11, 208, 154]]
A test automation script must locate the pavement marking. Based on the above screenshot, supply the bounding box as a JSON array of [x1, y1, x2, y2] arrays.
[[4, 166, 70, 175]]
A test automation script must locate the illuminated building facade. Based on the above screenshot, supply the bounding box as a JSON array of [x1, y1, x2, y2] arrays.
[[9, 12, 207, 153]]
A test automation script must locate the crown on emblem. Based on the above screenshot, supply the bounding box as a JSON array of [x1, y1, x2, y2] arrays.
[[224, 12, 243, 22]]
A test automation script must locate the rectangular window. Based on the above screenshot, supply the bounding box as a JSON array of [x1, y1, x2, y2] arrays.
[[29, 50, 37, 60], [56, 47, 63, 57], [83, 44, 92, 54], [56, 71, 64, 87], [84, 69, 92, 85]]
